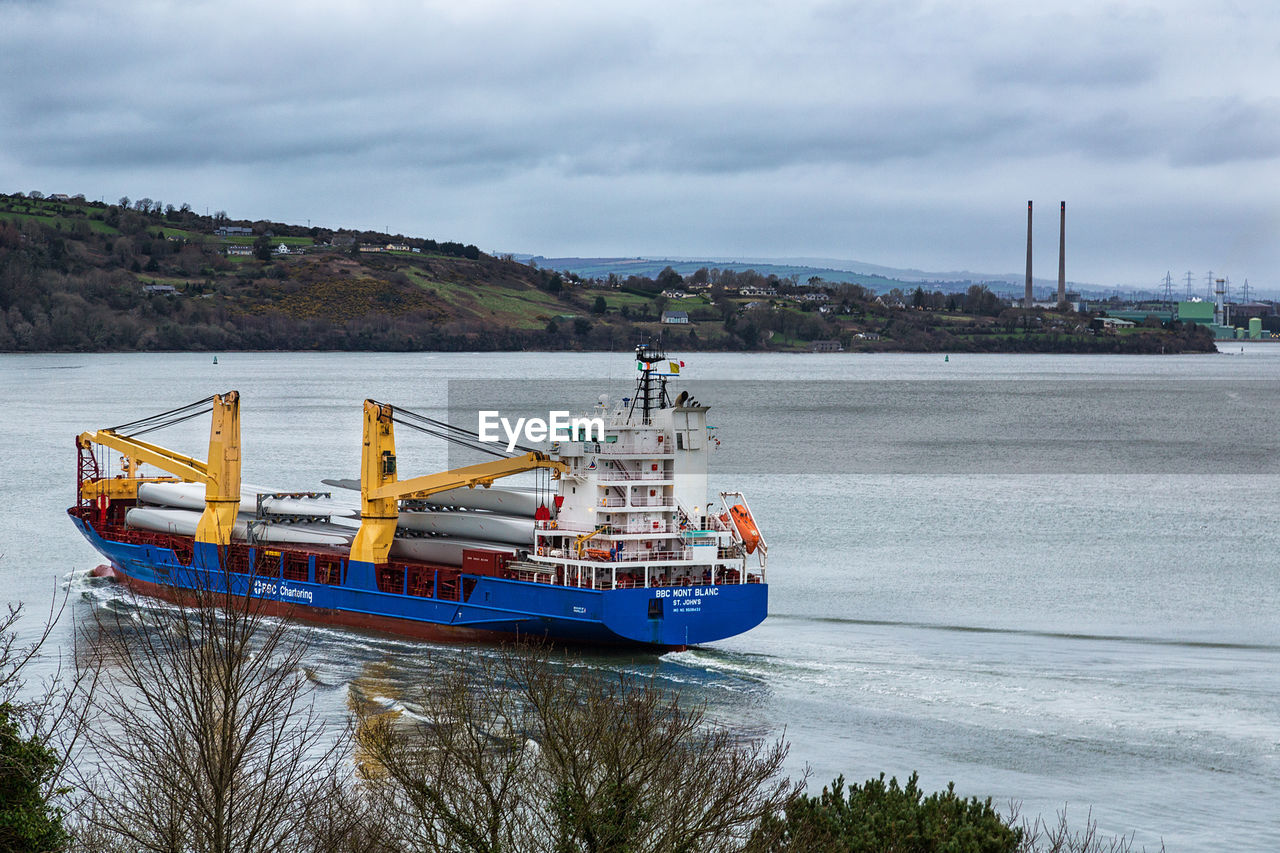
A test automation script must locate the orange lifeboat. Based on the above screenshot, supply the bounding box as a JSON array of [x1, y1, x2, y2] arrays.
[[729, 504, 760, 554]]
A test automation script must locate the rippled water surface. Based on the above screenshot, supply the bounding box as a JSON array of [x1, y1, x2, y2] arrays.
[[3, 347, 1278, 851]]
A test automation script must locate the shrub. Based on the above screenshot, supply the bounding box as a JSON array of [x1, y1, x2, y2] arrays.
[[0, 702, 67, 853], [757, 772, 1021, 853]]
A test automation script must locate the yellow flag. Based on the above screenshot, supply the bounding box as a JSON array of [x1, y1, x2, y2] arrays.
[[668, 361, 680, 374]]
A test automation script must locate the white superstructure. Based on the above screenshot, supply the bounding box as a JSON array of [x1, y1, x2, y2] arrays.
[[527, 346, 766, 590]]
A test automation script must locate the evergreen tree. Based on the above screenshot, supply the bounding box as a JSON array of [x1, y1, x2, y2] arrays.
[[0, 702, 67, 853]]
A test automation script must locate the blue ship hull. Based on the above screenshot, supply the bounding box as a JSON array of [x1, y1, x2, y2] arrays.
[[70, 512, 767, 650]]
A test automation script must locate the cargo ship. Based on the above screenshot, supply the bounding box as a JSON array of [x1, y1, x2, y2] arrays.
[[68, 347, 768, 649]]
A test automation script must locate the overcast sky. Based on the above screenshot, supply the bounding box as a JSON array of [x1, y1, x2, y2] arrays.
[[2, 0, 1277, 290]]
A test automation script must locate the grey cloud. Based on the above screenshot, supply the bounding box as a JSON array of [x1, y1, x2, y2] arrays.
[[1165, 96, 1280, 166], [973, 43, 1160, 91]]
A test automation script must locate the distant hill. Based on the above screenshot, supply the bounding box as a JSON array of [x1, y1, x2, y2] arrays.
[[518, 254, 1095, 295], [517, 254, 1140, 301], [515, 256, 931, 291]]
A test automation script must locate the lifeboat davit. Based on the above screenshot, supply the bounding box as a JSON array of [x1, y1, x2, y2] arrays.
[[729, 504, 760, 554]]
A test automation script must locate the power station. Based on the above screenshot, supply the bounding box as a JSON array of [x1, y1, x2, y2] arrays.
[[1015, 201, 1274, 338]]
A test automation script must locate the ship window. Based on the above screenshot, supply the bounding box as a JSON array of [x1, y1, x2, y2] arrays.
[[648, 598, 664, 619], [676, 433, 684, 450]]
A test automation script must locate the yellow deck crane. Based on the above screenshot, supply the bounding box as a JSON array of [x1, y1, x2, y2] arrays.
[[574, 526, 610, 559], [77, 391, 242, 547], [350, 400, 568, 566]]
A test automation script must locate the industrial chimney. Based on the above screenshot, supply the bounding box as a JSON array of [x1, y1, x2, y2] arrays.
[[1025, 201, 1033, 309], [1057, 201, 1066, 307]]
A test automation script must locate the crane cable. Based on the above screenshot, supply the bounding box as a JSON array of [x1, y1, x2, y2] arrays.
[[107, 395, 216, 438], [379, 404, 555, 510], [371, 401, 539, 459]]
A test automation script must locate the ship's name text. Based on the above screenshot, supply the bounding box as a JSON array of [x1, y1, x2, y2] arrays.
[[655, 587, 719, 602], [478, 411, 605, 452]]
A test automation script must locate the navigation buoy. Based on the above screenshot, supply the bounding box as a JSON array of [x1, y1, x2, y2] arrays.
[[944, 354, 949, 362], [213, 355, 218, 364]]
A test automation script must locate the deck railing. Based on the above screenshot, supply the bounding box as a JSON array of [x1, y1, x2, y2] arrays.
[[601, 496, 676, 508], [628, 496, 674, 507], [596, 468, 671, 482]]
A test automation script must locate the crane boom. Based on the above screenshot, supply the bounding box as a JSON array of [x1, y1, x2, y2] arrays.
[[350, 400, 567, 565], [77, 391, 242, 547], [77, 431, 210, 484]]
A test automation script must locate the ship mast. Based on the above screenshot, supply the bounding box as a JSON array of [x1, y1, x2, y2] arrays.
[[628, 343, 670, 424]]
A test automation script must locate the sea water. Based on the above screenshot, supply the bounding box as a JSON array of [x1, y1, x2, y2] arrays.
[[2, 347, 1277, 850]]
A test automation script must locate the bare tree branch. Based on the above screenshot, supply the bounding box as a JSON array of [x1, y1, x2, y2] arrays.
[[73, 560, 348, 853], [355, 643, 801, 853]]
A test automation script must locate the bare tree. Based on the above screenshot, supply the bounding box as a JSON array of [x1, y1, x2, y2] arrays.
[[1014, 804, 1165, 853], [75, 565, 348, 853], [354, 644, 800, 853]]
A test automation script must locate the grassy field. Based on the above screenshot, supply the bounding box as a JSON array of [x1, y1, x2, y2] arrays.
[[406, 267, 569, 329], [220, 234, 316, 247], [0, 208, 121, 236]]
